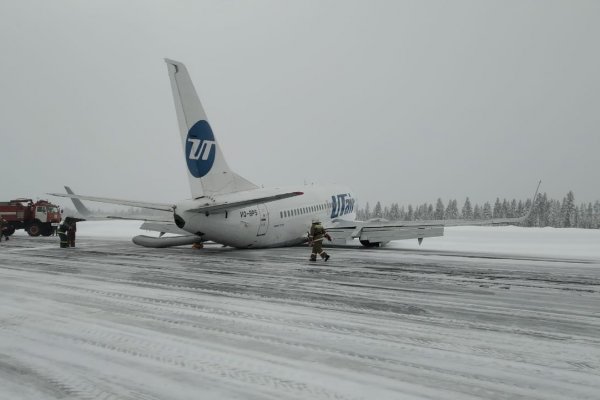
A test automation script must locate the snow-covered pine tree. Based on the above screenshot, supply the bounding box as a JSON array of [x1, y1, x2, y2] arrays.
[[524, 199, 534, 226], [548, 199, 562, 227], [364, 202, 371, 220], [509, 199, 517, 218], [445, 200, 459, 219], [517, 200, 524, 218], [562, 191, 576, 227], [473, 204, 482, 219], [373, 201, 382, 218], [390, 203, 400, 221], [435, 198, 444, 219], [483, 202, 492, 219], [501, 199, 510, 218], [427, 204, 434, 220], [462, 197, 473, 219], [493, 198, 502, 218]]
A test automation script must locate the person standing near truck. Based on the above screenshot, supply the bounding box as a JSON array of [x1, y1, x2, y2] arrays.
[[0, 217, 8, 242], [57, 222, 69, 248]]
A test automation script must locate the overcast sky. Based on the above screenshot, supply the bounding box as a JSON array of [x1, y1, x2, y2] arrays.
[[1, 0, 599, 210]]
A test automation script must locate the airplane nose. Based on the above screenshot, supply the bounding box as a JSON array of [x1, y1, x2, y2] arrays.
[[174, 213, 185, 228]]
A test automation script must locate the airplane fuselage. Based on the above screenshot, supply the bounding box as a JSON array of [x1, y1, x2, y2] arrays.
[[175, 184, 355, 248]]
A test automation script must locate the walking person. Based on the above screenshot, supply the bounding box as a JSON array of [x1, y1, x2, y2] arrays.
[[308, 218, 331, 262]]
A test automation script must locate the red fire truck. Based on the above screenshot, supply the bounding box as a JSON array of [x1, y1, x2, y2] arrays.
[[0, 199, 62, 237]]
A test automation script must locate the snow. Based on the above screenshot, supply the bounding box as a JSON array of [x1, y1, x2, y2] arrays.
[[15, 221, 600, 260], [3, 224, 600, 399], [392, 225, 600, 260]]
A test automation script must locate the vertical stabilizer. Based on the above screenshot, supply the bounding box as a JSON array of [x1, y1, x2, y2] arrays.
[[165, 59, 258, 198]]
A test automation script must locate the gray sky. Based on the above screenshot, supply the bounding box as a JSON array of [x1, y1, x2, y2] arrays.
[[1, 0, 599, 210]]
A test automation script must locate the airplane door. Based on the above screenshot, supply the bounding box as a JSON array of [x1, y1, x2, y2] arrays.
[[257, 204, 269, 236]]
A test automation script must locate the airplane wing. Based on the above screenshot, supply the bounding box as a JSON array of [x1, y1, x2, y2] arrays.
[[48, 192, 174, 212], [326, 221, 445, 246], [59, 187, 174, 222], [56, 188, 193, 248], [187, 191, 304, 213], [327, 181, 541, 246]]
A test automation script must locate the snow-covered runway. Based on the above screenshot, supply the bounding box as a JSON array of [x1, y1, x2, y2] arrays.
[[1, 230, 599, 399]]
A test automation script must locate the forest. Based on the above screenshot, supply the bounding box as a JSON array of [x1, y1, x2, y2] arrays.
[[356, 191, 600, 229]]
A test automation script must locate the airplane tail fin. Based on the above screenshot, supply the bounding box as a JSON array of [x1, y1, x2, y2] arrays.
[[64, 186, 92, 217], [165, 59, 258, 198]]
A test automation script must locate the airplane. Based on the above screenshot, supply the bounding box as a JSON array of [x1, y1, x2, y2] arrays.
[[50, 59, 540, 249]]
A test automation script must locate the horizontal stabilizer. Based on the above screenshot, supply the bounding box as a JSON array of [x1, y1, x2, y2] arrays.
[[49, 192, 174, 212]]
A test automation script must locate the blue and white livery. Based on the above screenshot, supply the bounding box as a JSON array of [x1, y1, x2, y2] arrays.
[[50, 60, 539, 249]]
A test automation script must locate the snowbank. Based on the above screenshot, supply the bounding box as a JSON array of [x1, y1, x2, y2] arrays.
[[390, 225, 600, 260], [14, 221, 600, 260]]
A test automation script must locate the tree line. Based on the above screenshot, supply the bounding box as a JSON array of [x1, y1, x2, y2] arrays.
[[356, 191, 600, 229]]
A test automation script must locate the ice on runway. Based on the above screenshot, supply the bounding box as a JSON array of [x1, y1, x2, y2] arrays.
[[1, 226, 599, 400]]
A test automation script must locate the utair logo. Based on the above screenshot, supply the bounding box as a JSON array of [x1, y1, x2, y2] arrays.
[[185, 120, 216, 178], [330, 193, 355, 219]]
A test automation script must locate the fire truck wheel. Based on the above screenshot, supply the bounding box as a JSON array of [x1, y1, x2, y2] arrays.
[[28, 223, 41, 237]]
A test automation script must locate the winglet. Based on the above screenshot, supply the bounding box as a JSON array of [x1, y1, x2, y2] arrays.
[[521, 180, 542, 221]]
